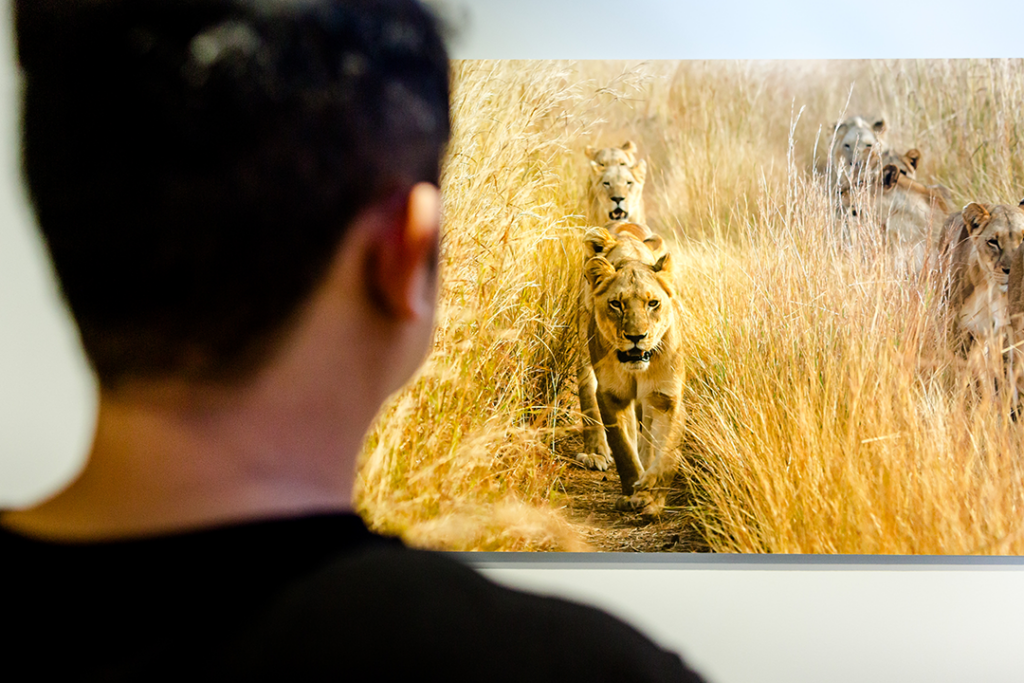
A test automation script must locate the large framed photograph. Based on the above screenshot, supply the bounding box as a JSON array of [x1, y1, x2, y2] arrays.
[[356, 59, 1024, 554]]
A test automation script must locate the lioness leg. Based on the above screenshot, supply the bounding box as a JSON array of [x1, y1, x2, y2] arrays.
[[574, 284, 614, 474], [623, 392, 684, 516], [636, 403, 652, 469], [622, 399, 638, 452], [596, 391, 643, 498], [575, 363, 613, 470]]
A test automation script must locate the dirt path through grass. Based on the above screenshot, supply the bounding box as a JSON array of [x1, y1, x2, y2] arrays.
[[552, 433, 708, 553]]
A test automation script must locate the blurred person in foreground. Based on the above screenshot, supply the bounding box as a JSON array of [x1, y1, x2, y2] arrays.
[[1, 0, 707, 680]]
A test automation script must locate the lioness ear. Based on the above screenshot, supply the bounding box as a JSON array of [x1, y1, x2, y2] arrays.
[[1018, 198, 1024, 208], [585, 145, 596, 160], [590, 160, 603, 176], [621, 140, 637, 155], [963, 202, 991, 235], [643, 234, 665, 256], [632, 159, 647, 185], [834, 121, 848, 137], [652, 253, 676, 296], [882, 164, 900, 190], [583, 227, 617, 258], [584, 256, 616, 291], [652, 252, 672, 275], [903, 149, 921, 172], [872, 117, 887, 134]]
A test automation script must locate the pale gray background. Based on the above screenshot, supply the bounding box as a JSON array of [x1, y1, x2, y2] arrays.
[[2, 1, 1023, 682]]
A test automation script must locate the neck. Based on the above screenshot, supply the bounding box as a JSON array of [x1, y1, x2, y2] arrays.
[[3, 387, 368, 540], [3, 346, 373, 542]]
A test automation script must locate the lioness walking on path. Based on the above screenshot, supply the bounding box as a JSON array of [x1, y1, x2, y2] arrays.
[[582, 247, 686, 517]]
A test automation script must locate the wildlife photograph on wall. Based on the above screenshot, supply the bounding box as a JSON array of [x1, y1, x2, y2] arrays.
[[354, 59, 1024, 554]]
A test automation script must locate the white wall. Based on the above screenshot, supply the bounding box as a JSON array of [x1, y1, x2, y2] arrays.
[[472, 556, 1024, 683], [0, 1, 95, 507], [2, 2, 1023, 682]]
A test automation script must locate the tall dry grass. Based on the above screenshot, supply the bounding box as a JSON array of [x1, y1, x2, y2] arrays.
[[356, 59, 1024, 554], [355, 61, 604, 551]]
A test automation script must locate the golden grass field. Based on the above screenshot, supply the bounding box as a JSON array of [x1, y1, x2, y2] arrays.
[[355, 59, 1024, 554]]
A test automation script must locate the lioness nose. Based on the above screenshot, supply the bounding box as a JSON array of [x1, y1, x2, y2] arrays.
[[625, 333, 646, 344], [610, 196, 624, 203]]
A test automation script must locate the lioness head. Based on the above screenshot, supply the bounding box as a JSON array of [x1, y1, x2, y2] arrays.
[[586, 140, 638, 169], [585, 254, 675, 371], [869, 162, 953, 272], [833, 116, 886, 178], [587, 141, 647, 223], [877, 161, 952, 221], [840, 148, 925, 219], [962, 200, 1024, 289], [889, 148, 921, 178], [583, 222, 665, 267]]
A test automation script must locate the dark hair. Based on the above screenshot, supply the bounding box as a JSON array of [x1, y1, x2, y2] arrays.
[[15, 0, 451, 387]]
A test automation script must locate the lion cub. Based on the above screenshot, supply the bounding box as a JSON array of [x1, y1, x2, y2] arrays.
[[576, 222, 665, 472], [583, 248, 685, 515], [937, 201, 1024, 350], [585, 141, 647, 224]]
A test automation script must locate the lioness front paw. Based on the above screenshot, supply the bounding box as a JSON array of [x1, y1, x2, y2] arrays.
[[615, 492, 653, 512], [615, 493, 664, 517], [628, 473, 667, 516], [575, 452, 613, 471], [639, 497, 665, 517]]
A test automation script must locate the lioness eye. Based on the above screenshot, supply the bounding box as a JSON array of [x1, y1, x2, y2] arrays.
[[609, 300, 622, 310], [648, 300, 660, 309], [626, 181, 633, 186], [843, 144, 851, 150], [988, 239, 1000, 250], [603, 181, 611, 187]]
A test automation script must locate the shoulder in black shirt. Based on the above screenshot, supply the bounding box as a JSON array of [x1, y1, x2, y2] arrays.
[[0, 513, 705, 682]]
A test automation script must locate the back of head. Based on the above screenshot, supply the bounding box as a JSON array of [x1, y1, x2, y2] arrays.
[[15, 0, 451, 388]]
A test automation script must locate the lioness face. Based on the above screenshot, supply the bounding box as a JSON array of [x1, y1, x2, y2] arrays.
[[964, 202, 1024, 291], [587, 142, 647, 222], [833, 116, 886, 178], [585, 255, 675, 372], [592, 162, 646, 222]]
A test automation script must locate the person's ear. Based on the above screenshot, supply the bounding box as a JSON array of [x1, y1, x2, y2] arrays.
[[370, 182, 441, 320]]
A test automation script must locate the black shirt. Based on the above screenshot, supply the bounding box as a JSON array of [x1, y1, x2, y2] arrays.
[[1, 513, 706, 681]]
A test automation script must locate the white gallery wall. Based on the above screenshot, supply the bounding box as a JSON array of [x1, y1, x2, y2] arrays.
[[1, 1, 1023, 682], [0, 2, 96, 507]]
